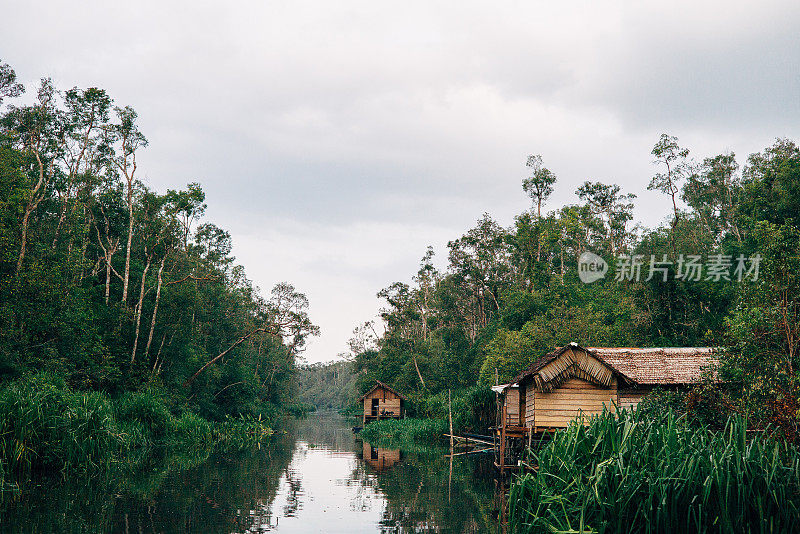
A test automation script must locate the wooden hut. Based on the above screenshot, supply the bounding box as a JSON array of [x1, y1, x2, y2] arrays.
[[359, 381, 406, 425], [510, 342, 718, 432]]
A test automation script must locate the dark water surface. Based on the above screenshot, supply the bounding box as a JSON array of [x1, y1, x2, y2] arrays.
[[0, 413, 501, 533]]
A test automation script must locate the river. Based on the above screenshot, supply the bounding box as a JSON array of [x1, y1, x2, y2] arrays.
[[0, 413, 502, 533]]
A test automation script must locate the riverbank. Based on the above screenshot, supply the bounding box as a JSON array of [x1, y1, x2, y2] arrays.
[[0, 374, 273, 486]]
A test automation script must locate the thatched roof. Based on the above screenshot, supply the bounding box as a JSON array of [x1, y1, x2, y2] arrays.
[[513, 343, 718, 392], [358, 380, 408, 401], [588, 347, 718, 385]]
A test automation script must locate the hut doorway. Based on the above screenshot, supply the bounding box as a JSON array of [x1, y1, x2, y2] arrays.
[[371, 398, 379, 417]]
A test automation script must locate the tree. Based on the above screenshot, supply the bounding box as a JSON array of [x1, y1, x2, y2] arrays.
[[0, 60, 24, 105], [108, 106, 147, 304], [648, 134, 689, 231], [523, 154, 557, 218], [683, 153, 742, 244], [576, 181, 636, 255]]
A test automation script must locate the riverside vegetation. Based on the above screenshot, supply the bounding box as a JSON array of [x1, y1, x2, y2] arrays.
[[0, 61, 318, 485], [508, 409, 800, 534]]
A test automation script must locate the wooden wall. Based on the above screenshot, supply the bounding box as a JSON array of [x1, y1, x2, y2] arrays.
[[524, 382, 536, 427], [505, 388, 521, 426], [362, 387, 403, 419], [618, 388, 652, 411], [529, 377, 617, 429]]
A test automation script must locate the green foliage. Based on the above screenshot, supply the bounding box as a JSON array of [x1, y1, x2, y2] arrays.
[[413, 386, 495, 433], [0, 374, 122, 474], [0, 374, 272, 480], [115, 390, 174, 445], [297, 360, 358, 411], [359, 387, 494, 449], [359, 418, 448, 448], [509, 409, 800, 534]]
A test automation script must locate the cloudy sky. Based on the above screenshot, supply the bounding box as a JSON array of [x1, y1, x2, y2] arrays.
[[3, 1, 799, 363]]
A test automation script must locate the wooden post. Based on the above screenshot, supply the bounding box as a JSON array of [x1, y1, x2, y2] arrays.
[[448, 389, 454, 450], [499, 401, 507, 474], [448, 451, 453, 503]]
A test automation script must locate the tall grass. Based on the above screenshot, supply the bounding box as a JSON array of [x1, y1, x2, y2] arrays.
[[0, 374, 274, 481], [0, 374, 123, 475], [359, 418, 448, 447], [508, 409, 800, 534]]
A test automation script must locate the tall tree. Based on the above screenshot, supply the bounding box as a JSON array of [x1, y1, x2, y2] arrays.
[[523, 154, 557, 218], [648, 133, 689, 231]]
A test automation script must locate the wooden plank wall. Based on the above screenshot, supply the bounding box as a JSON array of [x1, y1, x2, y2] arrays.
[[532, 377, 617, 428], [525, 382, 536, 427], [505, 388, 520, 425], [362, 442, 401, 471], [618, 388, 651, 411]]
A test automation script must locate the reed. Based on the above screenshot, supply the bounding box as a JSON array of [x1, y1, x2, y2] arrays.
[[0, 374, 124, 475], [508, 409, 800, 534], [216, 414, 274, 450]]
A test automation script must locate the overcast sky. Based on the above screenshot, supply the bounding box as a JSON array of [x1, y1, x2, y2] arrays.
[[3, 1, 799, 363]]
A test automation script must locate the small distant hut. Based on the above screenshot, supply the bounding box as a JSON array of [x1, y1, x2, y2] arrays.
[[359, 381, 407, 425], [510, 342, 718, 432]]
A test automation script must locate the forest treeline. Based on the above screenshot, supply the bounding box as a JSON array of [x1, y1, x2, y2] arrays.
[[0, 61, 318, 426], [297, 360, 358, 411], [353, 132, 800, 438]]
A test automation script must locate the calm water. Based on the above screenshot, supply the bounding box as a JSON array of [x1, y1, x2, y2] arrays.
[[0, 413, 501, 533]]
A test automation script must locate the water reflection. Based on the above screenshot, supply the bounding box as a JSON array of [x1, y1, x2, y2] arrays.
[[361, 443, 402, 473], [0, 413, 499, 533]]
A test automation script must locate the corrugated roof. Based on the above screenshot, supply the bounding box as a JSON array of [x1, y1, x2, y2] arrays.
[[588, 347, 718, 385], [491, 383, 518, 394]]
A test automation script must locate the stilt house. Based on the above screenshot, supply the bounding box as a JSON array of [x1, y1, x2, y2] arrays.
[[503, 342, 718, 432], [359, 381, 406, 425]]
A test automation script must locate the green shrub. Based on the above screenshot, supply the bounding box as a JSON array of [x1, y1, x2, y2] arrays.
[[508, 409, 800, 534], [169, 412, 214, 451], [414, 386, 495, 433], [0, 374, 122, 474], [114, 390, 173, 444], [359, 418, 448, 447], [0, 374, 274, 481], [216, 415, 273, 451]]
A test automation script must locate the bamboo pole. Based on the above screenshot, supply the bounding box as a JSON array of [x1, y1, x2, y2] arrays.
[[448, 389, 454, 450], [443, 434, 493, 446], [446, 448, 493, 458]]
